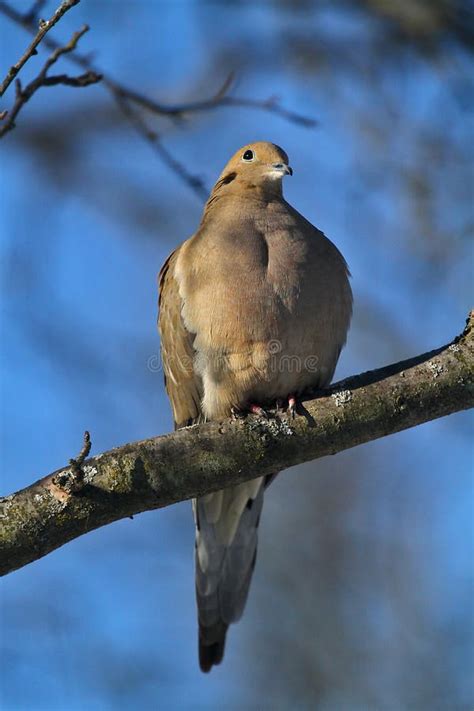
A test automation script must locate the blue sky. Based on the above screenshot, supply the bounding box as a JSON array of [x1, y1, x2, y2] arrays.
[[1, 2, 473, 709]]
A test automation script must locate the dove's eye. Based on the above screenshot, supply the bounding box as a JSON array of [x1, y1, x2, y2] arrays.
[[242, 149, 254, 161]]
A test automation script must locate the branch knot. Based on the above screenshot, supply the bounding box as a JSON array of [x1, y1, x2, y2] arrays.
[[53, 431, 91, 494]]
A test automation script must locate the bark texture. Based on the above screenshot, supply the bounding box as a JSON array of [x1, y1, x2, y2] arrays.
[[1, 312, 473, 577]]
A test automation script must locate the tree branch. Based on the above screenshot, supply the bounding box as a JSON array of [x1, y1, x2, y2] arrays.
[[0, 4, 317, 125], [0, 9, 101, 138], [1, 312, 472, 577], [0, 1, 316, 198], [113, 92, 209, 200], [0, 0, 80, 98], [109, 79, 317, 128]]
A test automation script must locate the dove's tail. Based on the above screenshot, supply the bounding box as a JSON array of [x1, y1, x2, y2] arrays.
[[194, 477, 265, 673]]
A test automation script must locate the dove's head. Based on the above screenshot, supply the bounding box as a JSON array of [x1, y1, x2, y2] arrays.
[[213, 142, 292, 198]]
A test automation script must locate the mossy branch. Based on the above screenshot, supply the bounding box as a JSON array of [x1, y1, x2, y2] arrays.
[[1, 312, 473, 577]]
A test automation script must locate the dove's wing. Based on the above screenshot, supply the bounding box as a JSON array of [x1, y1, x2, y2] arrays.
[[158, 247, 202, 429]]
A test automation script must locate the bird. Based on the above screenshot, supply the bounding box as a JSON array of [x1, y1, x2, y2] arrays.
[[158, 141, 352, 672]]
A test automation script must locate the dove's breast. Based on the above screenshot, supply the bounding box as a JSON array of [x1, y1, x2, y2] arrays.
[[175, 198, 352, 419]]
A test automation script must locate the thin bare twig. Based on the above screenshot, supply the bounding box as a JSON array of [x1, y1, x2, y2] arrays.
[[0, 0, 80, 97], [114, 93, 209, 199], [108, 79, 317, 127], [0, 24, 101, 138]]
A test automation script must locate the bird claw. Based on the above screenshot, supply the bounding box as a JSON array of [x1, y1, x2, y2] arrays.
[[288, 396, 297, 419], [235, 399, 294, 420], [232, 404, 269, 420], [249, 404, 269, 419]]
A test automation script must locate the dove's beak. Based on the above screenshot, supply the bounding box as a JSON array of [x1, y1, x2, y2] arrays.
[[270, 163, 293, 176]]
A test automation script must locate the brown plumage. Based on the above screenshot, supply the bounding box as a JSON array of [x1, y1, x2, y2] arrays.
[[158, 141, 352, 671]]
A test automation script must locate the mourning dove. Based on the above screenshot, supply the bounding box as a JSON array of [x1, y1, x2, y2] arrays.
[[158, 141, 352, 672]]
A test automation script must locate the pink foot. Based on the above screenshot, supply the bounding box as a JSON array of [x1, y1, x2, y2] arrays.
[[288, 395, 297, 419], [231, 404, 269, 419], [249, 404, 269, 419]]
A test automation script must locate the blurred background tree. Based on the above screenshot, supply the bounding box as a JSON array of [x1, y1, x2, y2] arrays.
[[1, 1, 473, 709]]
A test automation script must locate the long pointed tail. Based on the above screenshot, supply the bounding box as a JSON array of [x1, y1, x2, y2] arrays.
[[194, 477, 264, 672]]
